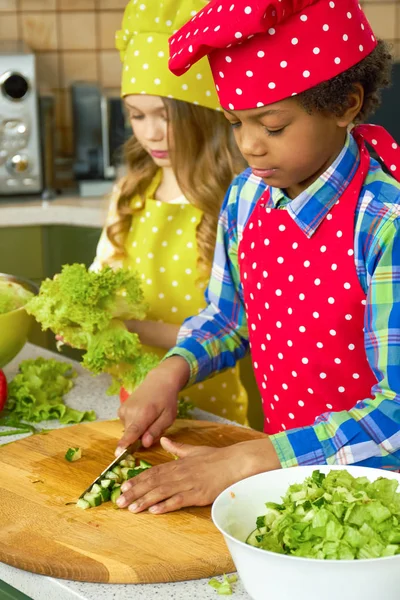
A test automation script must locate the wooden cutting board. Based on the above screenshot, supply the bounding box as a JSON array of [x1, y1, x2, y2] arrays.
[[0, 419, 266, 583]]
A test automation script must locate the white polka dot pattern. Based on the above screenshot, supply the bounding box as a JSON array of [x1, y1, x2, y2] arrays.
[[237, 142, 378, 434], [116, 0, 221, 110], [168, 0, 377, 113]]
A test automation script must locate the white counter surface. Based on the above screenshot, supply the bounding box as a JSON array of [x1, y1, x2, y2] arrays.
[[0, 344, 251, 600], [0, 195, 108, 228]]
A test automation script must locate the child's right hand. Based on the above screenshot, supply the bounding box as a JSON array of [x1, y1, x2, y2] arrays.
[[115, 356, 190, 456]]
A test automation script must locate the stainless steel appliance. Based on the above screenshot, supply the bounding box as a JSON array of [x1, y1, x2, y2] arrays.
[[0, 42, 42, 195], [71, 82, 130, 195]]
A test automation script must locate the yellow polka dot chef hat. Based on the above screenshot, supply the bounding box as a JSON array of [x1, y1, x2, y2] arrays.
[[116, 0, 220, 111]]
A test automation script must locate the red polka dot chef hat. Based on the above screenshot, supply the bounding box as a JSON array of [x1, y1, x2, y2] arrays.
[[168, 0, 399, 180]]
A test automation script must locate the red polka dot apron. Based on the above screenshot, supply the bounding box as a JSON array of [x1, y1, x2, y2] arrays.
[[239, 127, 399, 435]]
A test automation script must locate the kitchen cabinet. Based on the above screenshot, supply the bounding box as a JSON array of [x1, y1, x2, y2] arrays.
[[0, 227, 43, 281], [0, 579, 31, 600], [41, 225, 102, 360], [42, 226, 102, 278]]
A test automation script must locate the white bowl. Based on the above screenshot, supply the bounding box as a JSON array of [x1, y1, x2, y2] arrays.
[[212, 465, 400, 600]]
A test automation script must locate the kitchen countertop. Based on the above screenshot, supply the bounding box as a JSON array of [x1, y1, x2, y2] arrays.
[[0, 194, 108, 228], [0, 343, 251, 600]]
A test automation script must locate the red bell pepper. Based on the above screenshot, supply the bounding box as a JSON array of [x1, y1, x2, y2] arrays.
[[0, 370, 7, 412], [119, 387, 130, 404]]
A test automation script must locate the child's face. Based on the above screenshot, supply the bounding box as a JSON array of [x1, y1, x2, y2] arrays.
[[224, 97, 349, 198], [124, 94, 172, 167]]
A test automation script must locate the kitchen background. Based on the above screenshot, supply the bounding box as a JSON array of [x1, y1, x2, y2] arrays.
[[0, 0, 399, 162], [0, 0, 399, 430]]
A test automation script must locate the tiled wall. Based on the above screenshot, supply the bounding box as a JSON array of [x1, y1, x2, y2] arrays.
[[0, 0, 399, 159]]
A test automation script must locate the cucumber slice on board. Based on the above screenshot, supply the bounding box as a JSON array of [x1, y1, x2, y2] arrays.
[[111, 487, 122, 504], [65, 448, 82, 462], [100, 479, 112, 489], [84, 493, 102, 508], [100, 488, 111, 502]]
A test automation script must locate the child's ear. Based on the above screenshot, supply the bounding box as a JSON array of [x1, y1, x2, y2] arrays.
[[336, 83, 364, 128]]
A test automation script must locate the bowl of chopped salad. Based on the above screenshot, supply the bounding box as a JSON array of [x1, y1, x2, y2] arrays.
[[0, 273, 38, 368], [212, 466, 400, 600]]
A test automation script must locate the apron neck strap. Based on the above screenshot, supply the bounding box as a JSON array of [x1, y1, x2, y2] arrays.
[[352, 124, 400, 183]]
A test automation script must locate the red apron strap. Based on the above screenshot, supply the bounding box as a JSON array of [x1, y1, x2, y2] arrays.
[[352, 124, 400, 183]]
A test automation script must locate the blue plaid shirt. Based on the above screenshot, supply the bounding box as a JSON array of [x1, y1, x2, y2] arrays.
[[166, 133, 400, 470]]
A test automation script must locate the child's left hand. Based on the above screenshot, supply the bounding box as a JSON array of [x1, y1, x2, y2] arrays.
[[116, 436, 281, 514]]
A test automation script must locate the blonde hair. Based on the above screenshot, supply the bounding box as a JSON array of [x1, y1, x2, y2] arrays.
[[107, 98, 245, 280]]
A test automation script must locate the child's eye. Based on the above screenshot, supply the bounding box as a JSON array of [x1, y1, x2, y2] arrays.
[[230, 122, 241, 129], [130, 115, 144, 120], [264, 127, 285, 137]]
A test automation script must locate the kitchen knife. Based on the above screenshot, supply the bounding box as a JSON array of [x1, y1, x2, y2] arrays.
[[78, 440, 142, 499]]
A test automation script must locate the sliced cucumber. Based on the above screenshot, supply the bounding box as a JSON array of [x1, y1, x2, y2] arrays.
[[111, 487, 122, 504], [100, 488, 111, 502], [121, 467, 131, 480], [112, 466, 122, 478], [246, 527, 266, 547], [101, 479, 112, 489], [119, 459, 136, 468], [105, 471, 120, 481], [65, 447, 82, 462], [84, 492, 102, 507], [76, 454, 152, 509]]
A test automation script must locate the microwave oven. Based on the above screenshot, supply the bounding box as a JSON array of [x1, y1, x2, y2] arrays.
[[0, 41, 42, 195]]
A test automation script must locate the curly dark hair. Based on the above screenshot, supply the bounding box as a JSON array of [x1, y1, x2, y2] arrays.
[[298, 40, 393, 123]]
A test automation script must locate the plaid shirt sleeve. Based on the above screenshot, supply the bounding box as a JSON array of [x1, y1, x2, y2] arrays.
[[270, 209, 400, 470], [165, 171, 266, 385]]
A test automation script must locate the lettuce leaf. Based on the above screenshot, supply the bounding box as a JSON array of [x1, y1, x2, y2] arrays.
[[3, 357, 96, 430], [247, 469, 400, 560]]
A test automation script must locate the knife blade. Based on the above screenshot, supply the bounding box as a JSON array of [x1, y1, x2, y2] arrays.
[[78, 440, 142, 499]]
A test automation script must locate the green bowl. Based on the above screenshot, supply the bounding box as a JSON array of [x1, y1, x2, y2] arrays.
[[0, 273, 39, 369]]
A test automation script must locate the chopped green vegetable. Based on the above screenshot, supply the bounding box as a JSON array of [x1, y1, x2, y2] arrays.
[[0, 280, 34, 315], [4, 357, 96, 426], [84, 492, 102, 507], [0, 414, 37, 437], [100, 488, 111, 502], [208, 574, 238, 595], [76, 454, 153, 509], [105, 471, 119, 481], [177, 397, 194, 419], [76, 499, 90, 510], [247, 469, 400, 560], [119, 459, 135, 468], [65, 447, 82, 462], [111, 487, 122, 504], [26, 264, 159, 392]]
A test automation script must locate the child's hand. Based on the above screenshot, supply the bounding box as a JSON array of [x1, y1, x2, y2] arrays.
[[116, 437, 281, 514], [115, 356, 190, 455]]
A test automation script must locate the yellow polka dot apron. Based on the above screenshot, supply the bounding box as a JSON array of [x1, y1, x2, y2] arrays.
[[123, 172, 248, 424]]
